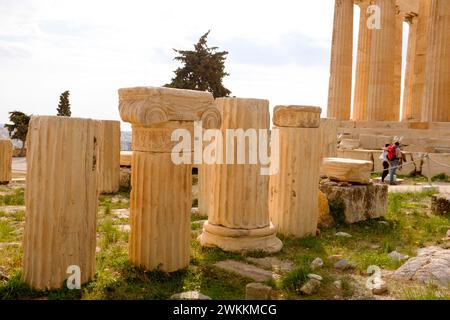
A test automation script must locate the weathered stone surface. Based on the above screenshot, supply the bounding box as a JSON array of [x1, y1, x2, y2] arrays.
[[119, 86, 221, 273], [335, 232, 352, 238], [119, 86, 220, 127], [321, 157, 372, 184], [246, 257, 293, 273], [338, 139, 360, 150], [272, 105, 321, 128], [431, 193, 450, 215], [334, 259, 355, 270], [119, 167, 131, 190], [23, 116, 99, 290], [120, 151, 132, 167], [98, 120, 121, 194], [311, 258, 324, 270], [422, 154, 450, 177], [214, 260, 276, 282], [359, 134, 393, 150], [320, 181, 388, 224], [318, 190, 334, 228], [170, 291, 211, 300], [0, 140, 13, 183], [270, 106, 322, 238], [392, 246, 450, 287], [300, 279, 321, 295], [388, 251, 410, 262], [320, 118, 338, 158], [199, 98, 282, 253], [246, 283, 273, 300]]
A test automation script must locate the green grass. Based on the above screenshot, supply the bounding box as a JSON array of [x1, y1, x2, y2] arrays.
[[1, 189, 450, 300], [0, 188, 25, 206]]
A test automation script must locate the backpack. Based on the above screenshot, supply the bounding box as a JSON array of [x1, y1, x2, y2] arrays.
[[387, 145, 397, 161]]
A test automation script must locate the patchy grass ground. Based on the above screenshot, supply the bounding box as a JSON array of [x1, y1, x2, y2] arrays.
[[0, 181, 449, 300]]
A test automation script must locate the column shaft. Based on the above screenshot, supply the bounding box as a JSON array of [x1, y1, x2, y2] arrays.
[[422, 0, 450, 122], [328, 0, 354, 120]]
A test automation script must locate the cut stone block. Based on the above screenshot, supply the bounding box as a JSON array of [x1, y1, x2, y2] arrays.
[[246, 257, 293, 273], [338, 139, 360, 150], [214, 260, 276, 282], [321, 157, 373, 184], [422, 154, 450, 177], [359, 134, 393, 150], [273, 105, 321, 128], [431, 194, 450, 216], [0, 140, 13, 184], [120, 151, 132, 167], [320, 181, 388, 224]]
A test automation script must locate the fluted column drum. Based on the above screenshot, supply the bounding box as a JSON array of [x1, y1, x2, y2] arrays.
[[0, 139, 13, 184], [269, 106, 322, 238], [22, 116, 99, 290], [97, 120, 121, 194], [199, 98, 282, 253]]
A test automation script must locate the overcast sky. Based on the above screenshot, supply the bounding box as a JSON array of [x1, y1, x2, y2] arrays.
[[1, 0, 401, 131]]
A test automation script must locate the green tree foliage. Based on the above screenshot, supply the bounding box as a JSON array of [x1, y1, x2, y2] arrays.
[[4, 111, 31, 154], [165, 31, 231, 98], [57, 90, 71, 117]]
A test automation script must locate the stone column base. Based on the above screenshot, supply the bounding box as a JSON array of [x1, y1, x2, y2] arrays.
[[198, 222, 283, 253]]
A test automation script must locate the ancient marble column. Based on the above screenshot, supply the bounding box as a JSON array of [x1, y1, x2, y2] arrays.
[[119, 86, 220, 272], [410, 0, 431, 121], [353, 0, 372, 121], [199, 98, 282, 253], [320, 118, 338, 158], [0, 140, 13, 184], [402, 14, 419, 121], [421, 0, 450, 122], [269, 106, 322, 238], [22, 116, 99, 290], [97, 120, 121, 194], [392, 12, 403, 118], [327, 0, 354, 120], [366, 0, 397, 121]]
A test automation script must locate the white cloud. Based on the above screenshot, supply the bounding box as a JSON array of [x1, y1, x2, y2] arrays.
[[0, 0, 335, 130]]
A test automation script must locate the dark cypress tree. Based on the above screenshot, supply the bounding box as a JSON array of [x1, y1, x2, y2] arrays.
[[57, 90, 71, 117], [5, 111, 31, 155], [165, 31, 231, 98]]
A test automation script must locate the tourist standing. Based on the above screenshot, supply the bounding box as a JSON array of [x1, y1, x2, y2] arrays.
[[379, 144, 390, 183]]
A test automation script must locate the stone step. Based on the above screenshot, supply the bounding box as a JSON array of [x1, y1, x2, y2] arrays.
[[214, 260, 278, 282]]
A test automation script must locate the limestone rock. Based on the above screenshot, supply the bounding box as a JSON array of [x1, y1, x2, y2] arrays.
[[431, 194, 450, 215], [311, 257, 324, 270], [0, 140, 13, 184], [170, 291, 211, 300], [392, 246, 450, 287], [246, 283, 273, 300], [320, 182, 388, 224], [22, 116, 99, 290], [372, 281, 389, 295], [333, 280, 342, 290], [388, 251, 409, 262], [320, 118, 338, 158], [300, 279, 321, 295], [214, 260, 276, 282], [307, 273, 323, 281], [246, 257, 293, 273], [335, 232, 352, 238], [321, 157, 372, 184], [334, 259, 355, 270], [318, 190, 334, 228], [359, 134, 393, 150]]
